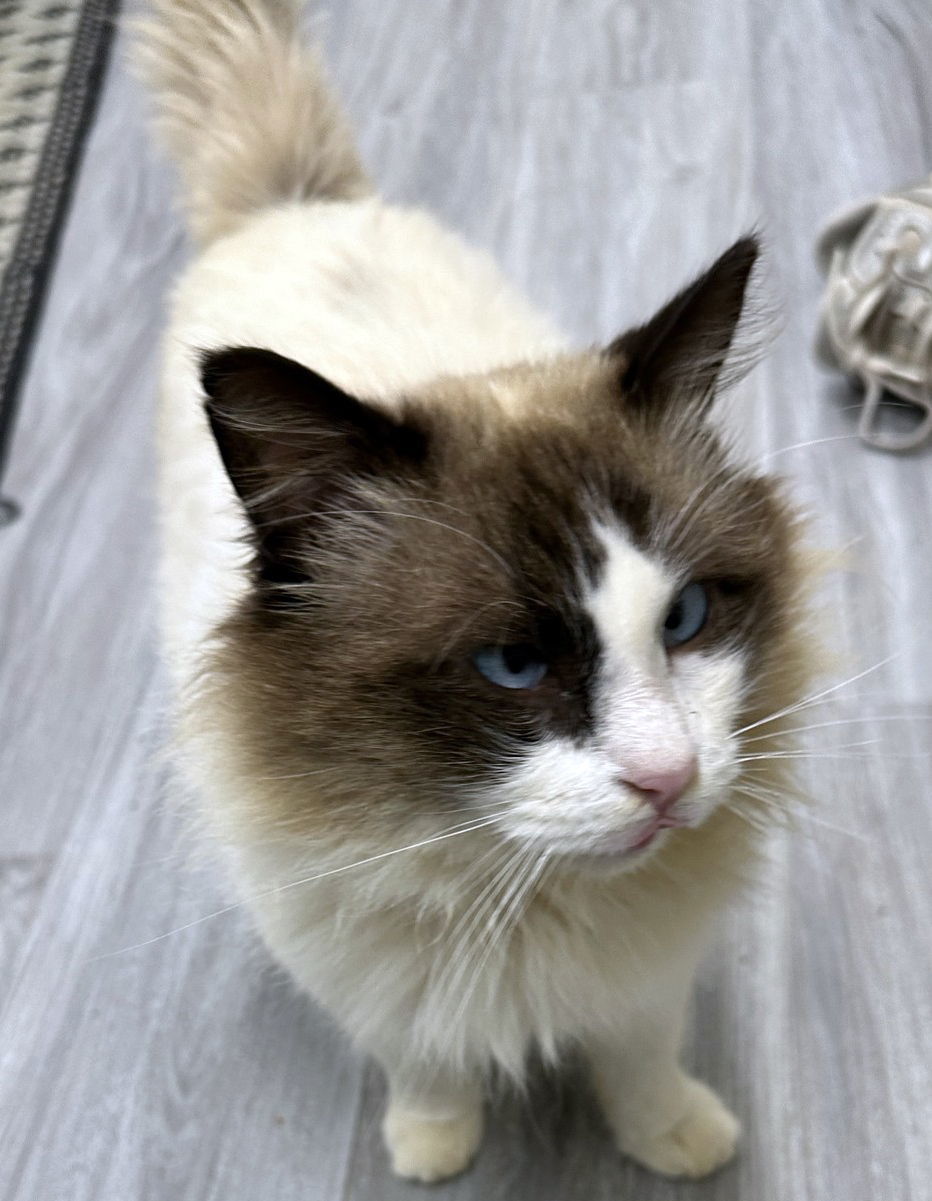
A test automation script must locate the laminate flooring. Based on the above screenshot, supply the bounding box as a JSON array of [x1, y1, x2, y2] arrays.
[[1, 3, 930, 1198]]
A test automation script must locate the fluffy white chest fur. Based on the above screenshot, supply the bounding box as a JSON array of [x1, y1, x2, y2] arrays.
[[141, 0, 810, 1184]]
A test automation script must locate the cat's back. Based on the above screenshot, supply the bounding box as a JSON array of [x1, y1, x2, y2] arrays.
[[165, 198, 562, 401]]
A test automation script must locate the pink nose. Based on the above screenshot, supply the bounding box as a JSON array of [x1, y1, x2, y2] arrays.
[[620, 756, 697, 815]]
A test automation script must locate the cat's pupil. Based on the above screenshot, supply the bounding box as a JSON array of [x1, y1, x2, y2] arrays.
[[503, 644, 536, 673]]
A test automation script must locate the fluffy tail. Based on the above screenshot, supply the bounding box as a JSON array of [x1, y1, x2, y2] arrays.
[[134, 0, 371, 244]]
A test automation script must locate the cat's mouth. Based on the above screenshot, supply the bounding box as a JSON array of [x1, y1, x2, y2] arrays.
[[630, 812, 688, 848], [560, 814, 689, 867]]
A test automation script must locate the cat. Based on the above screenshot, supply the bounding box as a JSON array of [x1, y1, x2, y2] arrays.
[[137, 0, 812, 1184]]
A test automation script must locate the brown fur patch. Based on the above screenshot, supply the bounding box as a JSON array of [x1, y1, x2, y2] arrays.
[[198, 343, 812, 857]]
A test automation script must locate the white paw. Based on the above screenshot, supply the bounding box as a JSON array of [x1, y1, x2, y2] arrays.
[[618, 1077, 740, 1179], [383, 1104, 483, 1183]]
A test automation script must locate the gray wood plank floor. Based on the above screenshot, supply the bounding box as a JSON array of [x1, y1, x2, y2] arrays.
[[1, 2, 930, 1199]]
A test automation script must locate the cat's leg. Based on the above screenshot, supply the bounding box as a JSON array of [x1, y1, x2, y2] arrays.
[[377, 1056, 484, 1183], [586, 971, 739, 1179]]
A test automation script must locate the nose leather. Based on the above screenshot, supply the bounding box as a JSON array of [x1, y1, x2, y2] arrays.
[[620, 756, 697, 815]]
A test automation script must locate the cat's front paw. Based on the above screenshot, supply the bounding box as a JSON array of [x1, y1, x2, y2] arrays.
[[383, 1103, 483, 1183], [617, 1077, 740, 1179]]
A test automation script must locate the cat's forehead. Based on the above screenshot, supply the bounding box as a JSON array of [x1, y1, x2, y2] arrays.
[[424, 355, 720, 502], [416, 370, 742, 583]]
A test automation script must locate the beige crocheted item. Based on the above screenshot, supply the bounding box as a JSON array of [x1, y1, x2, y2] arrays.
[[817, 179, 932, 452]]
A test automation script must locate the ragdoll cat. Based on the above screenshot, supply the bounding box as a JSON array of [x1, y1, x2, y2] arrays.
[[139, 0, 811, 1183]]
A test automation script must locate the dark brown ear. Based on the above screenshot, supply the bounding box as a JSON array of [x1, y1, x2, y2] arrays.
[[608, 235, 760, 416], [200, 347, 428, 586]]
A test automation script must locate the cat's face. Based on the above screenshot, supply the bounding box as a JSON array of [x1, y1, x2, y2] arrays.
[[201, 238, 803, 871]]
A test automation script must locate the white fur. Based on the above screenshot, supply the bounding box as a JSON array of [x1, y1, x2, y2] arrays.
[[587, 520, 673, 678], [586, 521, 697, 797]]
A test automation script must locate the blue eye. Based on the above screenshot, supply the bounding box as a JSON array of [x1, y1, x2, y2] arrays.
[[663, 582, 709, 648], [473, 644, 548, 689]]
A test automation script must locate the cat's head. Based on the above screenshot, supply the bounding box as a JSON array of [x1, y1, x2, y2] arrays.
[[199, 237, 807, 872]]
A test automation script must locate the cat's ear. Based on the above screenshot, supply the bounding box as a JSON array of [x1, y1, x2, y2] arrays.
[[608, 235, 760, 417], [200, 347, 428, 578]]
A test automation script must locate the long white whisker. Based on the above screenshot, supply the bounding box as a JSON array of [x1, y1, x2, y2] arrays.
[[661, 459, 744, 551], [723, 800, 771, 834], [88, 814, 504, 962], [733, 785, 867, 843], [437, 845, 528, 1025], [258, 507, 512, 576], [739, 714, 924, 744], [432, 844, 520, 1005], [252, 764, 353, 782], [756, 433, 860, 465], [739, 746, 926, 762], [737, 738, 881, 759], [448, 845, 548, 1033], [734, 656, 898, 737]]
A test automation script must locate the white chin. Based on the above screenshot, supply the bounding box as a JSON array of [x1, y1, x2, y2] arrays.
[[558, 828, 674, 874]]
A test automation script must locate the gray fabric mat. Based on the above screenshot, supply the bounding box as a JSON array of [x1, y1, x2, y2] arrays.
[[0, 0, 119, 511]]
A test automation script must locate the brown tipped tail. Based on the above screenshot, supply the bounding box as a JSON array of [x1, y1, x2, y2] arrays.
[[133, 0, 371, 244]]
